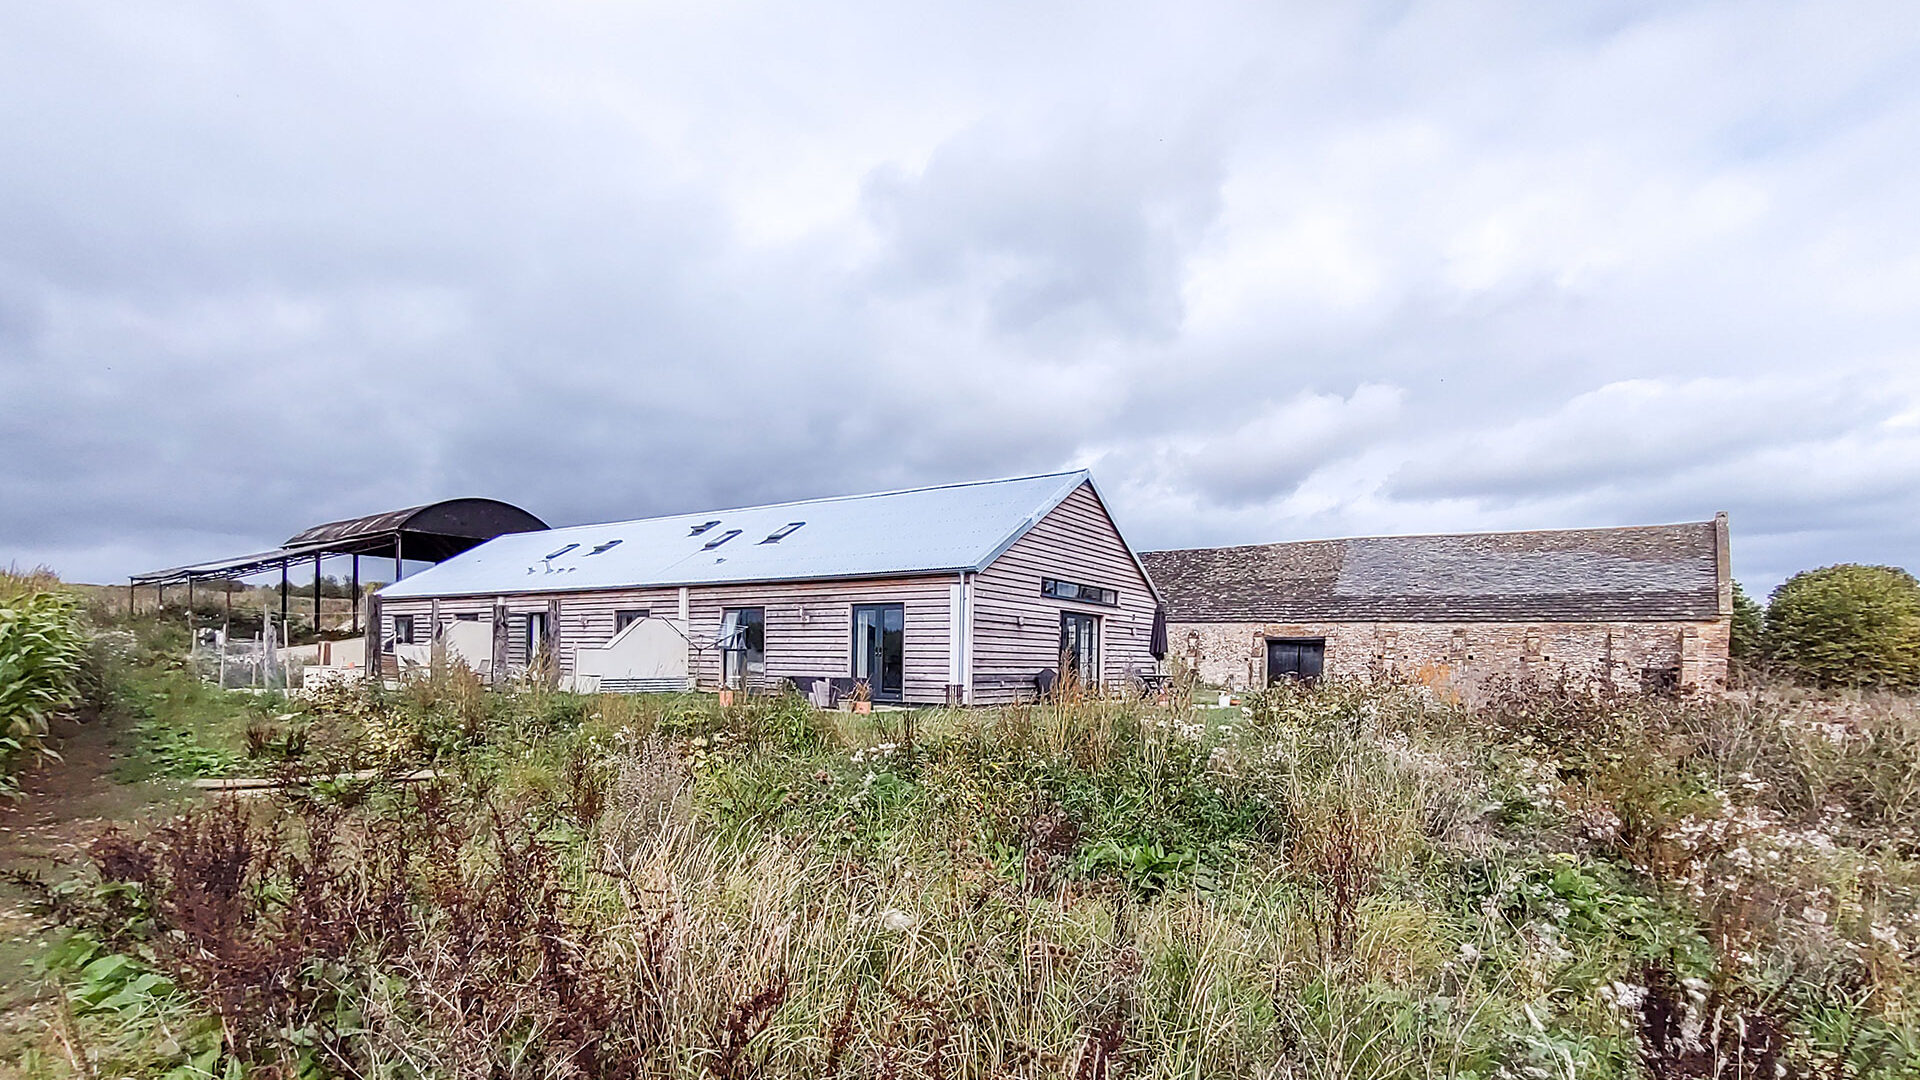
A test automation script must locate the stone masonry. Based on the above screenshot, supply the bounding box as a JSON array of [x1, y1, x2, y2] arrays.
[[1176, 617, 1730, 698], [1145, 515, 1734, 700]]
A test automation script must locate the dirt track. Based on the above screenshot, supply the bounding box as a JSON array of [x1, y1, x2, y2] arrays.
[[0, 715, 181, 1010]]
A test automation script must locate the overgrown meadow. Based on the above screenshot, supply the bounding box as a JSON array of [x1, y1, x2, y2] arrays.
[[13, 624, 1920, 1078]]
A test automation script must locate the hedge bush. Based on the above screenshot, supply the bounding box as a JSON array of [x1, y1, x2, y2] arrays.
[[1764, 564, 1920, 690]]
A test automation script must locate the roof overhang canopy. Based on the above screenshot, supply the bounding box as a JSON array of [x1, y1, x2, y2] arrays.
[[130, 498, 549, 586]]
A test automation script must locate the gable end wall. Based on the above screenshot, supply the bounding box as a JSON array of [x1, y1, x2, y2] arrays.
[[969, 483, 1159, 704]]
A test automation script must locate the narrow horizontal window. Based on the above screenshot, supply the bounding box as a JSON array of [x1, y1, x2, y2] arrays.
[[703, 528, 743, 550], [688, 520, 722, 536], [760, 521, 805, 544], [586, 539, 623, 555], [1041, 577, 1118, 606]]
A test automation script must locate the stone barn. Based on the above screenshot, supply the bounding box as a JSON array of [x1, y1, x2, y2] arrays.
[[1140, 515, 1732, 698]]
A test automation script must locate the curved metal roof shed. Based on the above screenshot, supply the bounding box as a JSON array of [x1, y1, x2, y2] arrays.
[[130, 498, 548, 631]]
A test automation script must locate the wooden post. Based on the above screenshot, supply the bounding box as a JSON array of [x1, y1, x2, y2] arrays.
[[365, 592, 382, 680], [499, 599, 514, 684], [279, 563, 289, 634], [547, 596, 564, 687], [350, 556, 360, 635], [394, 533, 404, 583], [313, 554, 323, 635]]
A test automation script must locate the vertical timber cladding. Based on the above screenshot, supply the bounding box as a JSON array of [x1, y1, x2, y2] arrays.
[[970, 483, 1160, 704]]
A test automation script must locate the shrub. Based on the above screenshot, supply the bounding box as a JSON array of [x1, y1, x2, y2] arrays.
[[0, 570, 89, 793], [1731, 581, 1765, 662], [1765, 564, 1920, 690]]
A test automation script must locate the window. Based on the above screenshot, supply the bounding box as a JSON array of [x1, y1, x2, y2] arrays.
[[760, 521, 806, 544], [688, 520, 722, 536], [544, 543, 580, 560], [391, 615, 415, 649], [455, 612, 479, 622], [526, 612, 550, 660], [586, 540, 623, 555], [852, 604, 905, 701], [615, 608, 650, 633], [1266, 638, 1324, 684], [702, 529, 743, 550], [1060, 611, 1099, 684], [1041, 577, 1118, 606], [718, 608, 765, 689]]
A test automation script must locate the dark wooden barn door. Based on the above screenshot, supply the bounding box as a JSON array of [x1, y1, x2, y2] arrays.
[[1266, 638, 1324, 684]]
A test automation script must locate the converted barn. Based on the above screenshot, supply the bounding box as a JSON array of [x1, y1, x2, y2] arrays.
[[1140, 516, 1733, 698], [373, 471, 1163, 705]]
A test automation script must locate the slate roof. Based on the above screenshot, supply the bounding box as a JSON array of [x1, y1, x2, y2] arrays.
[[1141, 520, 1726, 623], [380, 472, 1095, 599]]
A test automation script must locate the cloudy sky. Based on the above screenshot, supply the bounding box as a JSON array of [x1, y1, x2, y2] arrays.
[[3, 1, 1917, 594]]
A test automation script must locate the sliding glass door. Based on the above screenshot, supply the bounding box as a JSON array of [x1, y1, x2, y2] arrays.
[[851, 604, 905, 702]]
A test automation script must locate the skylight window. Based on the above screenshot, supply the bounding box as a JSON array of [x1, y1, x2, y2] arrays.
[[702, 528, 743, 550], [760, 521, 805, 544], [544, 543, 580, 560], [688, 520, 722, 536], [585, 540, 623, 555]]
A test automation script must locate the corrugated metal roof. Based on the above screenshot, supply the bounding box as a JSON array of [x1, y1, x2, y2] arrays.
[[1142, 520, 1725, 623], [379, 471, 1091, 599], [284, 498, 549, 545]]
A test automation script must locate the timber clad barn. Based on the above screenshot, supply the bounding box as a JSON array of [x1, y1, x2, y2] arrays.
[[374, 472, 1164, 705], [1140, 515, 1733, 698]]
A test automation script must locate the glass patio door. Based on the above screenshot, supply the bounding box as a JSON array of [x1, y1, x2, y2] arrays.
[[719, 607, 765, 689], [1060, 611, 1099, 686], [851, 604, 905, 701]]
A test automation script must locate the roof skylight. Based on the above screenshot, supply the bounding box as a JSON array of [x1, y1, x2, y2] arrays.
[[585, 540, 623, 555], [688, 520, 722, 536], [760, 521, 806, 544], [544, 543, 579, 560], [702, 528, 743, 550]]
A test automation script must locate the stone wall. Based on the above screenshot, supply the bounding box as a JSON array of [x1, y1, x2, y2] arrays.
[[1173, 617, 1731, 699]]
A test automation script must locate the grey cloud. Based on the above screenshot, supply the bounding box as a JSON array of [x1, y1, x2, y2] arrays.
[[862, 119, 1225, 342], [1, 1, 1917, 598]]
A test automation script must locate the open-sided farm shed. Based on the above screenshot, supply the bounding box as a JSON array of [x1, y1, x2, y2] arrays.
[[129, 498, 550, 632]]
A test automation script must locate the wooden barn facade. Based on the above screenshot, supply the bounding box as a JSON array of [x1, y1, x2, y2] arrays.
[[373, 472, 1164, 705]]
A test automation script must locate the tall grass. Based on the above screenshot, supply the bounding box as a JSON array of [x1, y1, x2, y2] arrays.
[[20, 662, 1920, 1078]]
